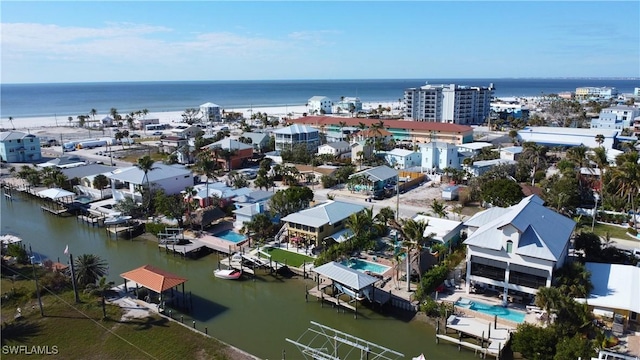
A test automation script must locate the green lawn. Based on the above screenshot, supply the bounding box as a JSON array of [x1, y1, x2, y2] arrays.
[[592, 222, 636, 240], [259, 247, 314, 267], [1, 270, 240, 360]]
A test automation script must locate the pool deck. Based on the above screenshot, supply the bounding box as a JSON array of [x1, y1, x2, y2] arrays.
[[437, 287, 544, 326]]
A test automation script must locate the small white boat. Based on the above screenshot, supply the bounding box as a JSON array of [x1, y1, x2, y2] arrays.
[[104, 215, 132, 225], [214, 268, 242, 280]]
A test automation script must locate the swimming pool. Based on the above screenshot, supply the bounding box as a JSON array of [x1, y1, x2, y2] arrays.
[[214, 230, 247, 243], [455, 297, 526, 323], [341, 258, 391, 275]]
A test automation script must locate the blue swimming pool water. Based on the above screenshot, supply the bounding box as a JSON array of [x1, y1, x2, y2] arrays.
[[455, 297, 526, 323], [214, 230, 247, 243], [341, 258, 391, 275]]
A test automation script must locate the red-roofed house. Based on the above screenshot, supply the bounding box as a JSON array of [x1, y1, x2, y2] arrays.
[[287, 116, 473, 144]]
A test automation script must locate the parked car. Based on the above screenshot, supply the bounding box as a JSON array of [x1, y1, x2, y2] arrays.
[[152, 131, 163, 136], [130, 134, 141, 138]]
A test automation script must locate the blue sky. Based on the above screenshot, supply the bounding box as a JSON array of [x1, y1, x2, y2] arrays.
[[2, 1, 639, 83]]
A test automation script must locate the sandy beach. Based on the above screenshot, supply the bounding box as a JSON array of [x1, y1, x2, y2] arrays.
[[3, 101, 400, 132]]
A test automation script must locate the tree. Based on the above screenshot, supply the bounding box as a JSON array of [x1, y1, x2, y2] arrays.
[[241, 213, 275, 244], [520, 142, 548, 186], [609, 151, 640, 230], [429, 199, 447, 218], [195, 149, 220, 206], [554, 261, 593, 298], [181, 108, 202, 124], [155, 190, 187, 227], [92, 174, 109, 199], [535, 286, 563, 325], [8, 116, 15, 130], [74, 254, 109, 288], [269, 186, 314, 217], [594, 134, 605, 147], [573, 231, 603, 260], [511, 323, 557, 360], [480, 178, 524, 207], [553, 335, 596, 360], [540, 174, 581, 216], [135, 155, 158, 214], [388, 217, 433, 288]]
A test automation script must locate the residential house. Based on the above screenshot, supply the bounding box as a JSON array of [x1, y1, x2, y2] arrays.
[[317, 141, 351, 160], [457, 142, 493, 156], [0, 131, 42, 163], [273, 125, 319, 152], [499, 146, 522, 161], [463, 195, 576, 301], [465, 158, 517, 177], [413, 214, 464, 248], [293, 164, 339, 183], [200, 102, 222, 123], [419, 142, 460, 171], [107, 163, 194, 201], [159, 136, 190, 156], [384, 148, 421, 169], [307, 96, 333, 115], [575, 263, 640, 332], [133, 118, 160, 130], [280, 200, 365, 246], [170, 125, 203, 139], [333, 97, 362, 115], [288, 116, 474, 145], [232, 189, 275, 228], [191, 182, 251, 207], [591, 106, 640, 130], [240, 132, 271, 153], [202, 138, 253, 171], [348, 165, 398, 193], [37, 156, 86, 169], [101, 116, 114, 127], [351, 143, 374, 167]]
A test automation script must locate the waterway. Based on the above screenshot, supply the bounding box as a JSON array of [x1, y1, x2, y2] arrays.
[[1, 192, 478, 360]]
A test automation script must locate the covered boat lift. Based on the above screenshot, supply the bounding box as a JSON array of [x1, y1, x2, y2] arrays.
[[120, 264, 191, 312]]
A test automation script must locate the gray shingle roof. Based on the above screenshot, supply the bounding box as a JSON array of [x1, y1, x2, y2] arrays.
[[313, 262, 378, 290], [281, 200, 365, 227], [463, 195, 576, 261], [350, 165, 398, 182], [272, 124, 318, 135], [107, 163, 191, 185], [0, 131, 36, 141]]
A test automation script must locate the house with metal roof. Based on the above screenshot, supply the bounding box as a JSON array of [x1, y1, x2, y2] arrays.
[[273, 125, 319, 152], [463, 195, 576, 302], [0, 131, 42, 163], [464, 158, 517, 177], [575, 262, 640, 332], [499, 146, 523, 161], [517, 126, 618, 149], [107, 162, 193, 201], [317, 141, 351, 158], [348, 165, 398, 193], [280, 200, 365, 247], [199, 102, 222, 122], [240, 132, 270, 152], [419, 141, 461, 171], [413, 214, 463, 247]]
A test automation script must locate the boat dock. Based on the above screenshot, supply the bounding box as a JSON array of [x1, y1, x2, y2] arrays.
[[436, 314, 511, 359], [307, 284, 357, 312]]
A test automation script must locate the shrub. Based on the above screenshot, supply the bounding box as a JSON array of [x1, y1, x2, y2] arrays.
[[145, 222, 166, 236], [628, 227, 638, 236], [320, 175, 337, 189], [39, 271, 71, 294]]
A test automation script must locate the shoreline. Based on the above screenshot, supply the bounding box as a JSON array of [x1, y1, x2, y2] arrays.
[[2, 101, 403, 131]]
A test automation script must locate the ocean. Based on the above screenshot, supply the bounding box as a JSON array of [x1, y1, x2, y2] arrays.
[[1, 78, 638, 119]]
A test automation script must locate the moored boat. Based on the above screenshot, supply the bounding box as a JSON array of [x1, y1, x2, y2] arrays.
[[214, 268, 242, 280]]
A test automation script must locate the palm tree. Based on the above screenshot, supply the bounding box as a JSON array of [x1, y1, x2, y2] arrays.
[[8, 116, 15, 130], [195, 149, 219, 207], [430, 199, 448, 218], [594, 134, 605, 147], [74, 254, 109, 288], [92, 174, 109, 199], [609, 151, 640, 230], [135, 155, 158, 214], [566, 145, 589, 169], [338, 121, 347, 141], [521, 142, 548, 186], [90, 108, 98, 122], [389, 218, 431, 290], [534, 286, 562, 325]]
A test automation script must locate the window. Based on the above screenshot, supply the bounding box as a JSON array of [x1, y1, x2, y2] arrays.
[[318, 226, 324, 232], [506, 240, 513, 253]]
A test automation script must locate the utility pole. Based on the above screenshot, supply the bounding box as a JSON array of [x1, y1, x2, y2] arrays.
[[29, 245, 44, 317], [68, 253, 80, 303]]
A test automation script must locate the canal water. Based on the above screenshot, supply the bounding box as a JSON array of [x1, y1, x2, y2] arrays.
[[1, 193, 477, 360]]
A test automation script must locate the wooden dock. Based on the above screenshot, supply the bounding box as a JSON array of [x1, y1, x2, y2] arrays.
[[307, 285, 357, 312], [436, 315, 510, 359], [159, 240, 207, 257]]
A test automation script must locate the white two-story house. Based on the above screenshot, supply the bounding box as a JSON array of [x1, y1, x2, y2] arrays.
[[307, 96, 333, 115], [384, 148, 421, 169], [463, 195, 576, 302]]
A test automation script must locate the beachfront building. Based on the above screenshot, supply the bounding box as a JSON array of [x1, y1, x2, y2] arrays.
[[590, 106, 640, 130], [517, 126, 618, 149], [333, 97, 363, 115], [575, 86, 618, 100], [288, 116, 474, 145], [307, 96, 333, 115], [384, 148, 421, 170], [273, 125, 319, 152], [575, 263, 640, 333], [463, 195, 576, 301], [419, 142, 460, 172], [403, 82, 494, 125], [490, 102, 530, 121], [107, 163, 194, 202], [280, 200, 365, 247], [133, 118, 160, 130], [201, 138, 253, 171], [317, 141, 351, 159], [240, 132, 270, 153], [0, 131, 42, 163], [200, 102, 222, 123]]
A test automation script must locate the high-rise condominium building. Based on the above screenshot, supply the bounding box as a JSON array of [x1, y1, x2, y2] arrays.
[[403, 83, 494, 125]]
